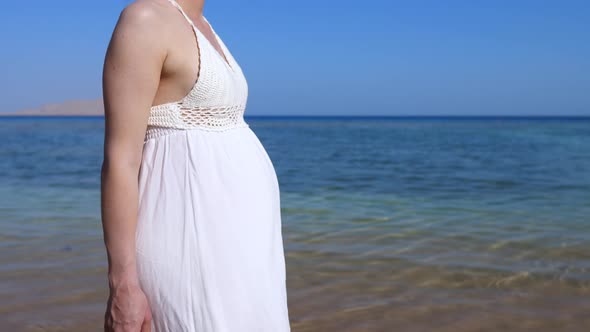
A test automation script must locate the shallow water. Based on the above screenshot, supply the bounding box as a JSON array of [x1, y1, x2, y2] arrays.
[[1, 116, 589, 331]]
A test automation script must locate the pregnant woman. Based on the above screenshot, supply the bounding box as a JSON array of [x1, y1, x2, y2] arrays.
[[100, 0, 291, 331]]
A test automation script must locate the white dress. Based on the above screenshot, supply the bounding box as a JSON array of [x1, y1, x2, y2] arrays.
[[134, 1, 291, 330]]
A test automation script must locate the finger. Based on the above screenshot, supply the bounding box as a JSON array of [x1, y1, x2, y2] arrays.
[[103, 315, 112, 332], [140, 318, 151, 332], [104, 300, 113, 332], [141, 309, 152, 332]]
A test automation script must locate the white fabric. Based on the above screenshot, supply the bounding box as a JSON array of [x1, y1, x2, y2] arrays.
[[135, 1, 291, 331]]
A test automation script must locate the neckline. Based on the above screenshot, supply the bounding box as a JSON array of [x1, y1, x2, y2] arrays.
[[200, 16, 235, 73]]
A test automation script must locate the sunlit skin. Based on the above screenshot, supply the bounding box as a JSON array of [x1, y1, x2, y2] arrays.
[[101, 0, 226, 331]]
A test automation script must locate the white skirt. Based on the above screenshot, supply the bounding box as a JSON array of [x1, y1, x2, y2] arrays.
[[135, 125, 291, 331]]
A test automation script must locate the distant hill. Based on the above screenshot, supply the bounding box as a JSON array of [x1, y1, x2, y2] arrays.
[[0, 99, 104, 116]]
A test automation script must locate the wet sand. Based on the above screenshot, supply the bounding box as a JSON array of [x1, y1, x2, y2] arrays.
[[2, 236, 590, 331]]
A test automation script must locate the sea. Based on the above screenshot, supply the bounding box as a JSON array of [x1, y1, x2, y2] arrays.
[[0, 116, 589, 331]]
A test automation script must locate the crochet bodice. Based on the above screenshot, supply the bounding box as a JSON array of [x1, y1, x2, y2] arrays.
[[146, 0, 249, 140]]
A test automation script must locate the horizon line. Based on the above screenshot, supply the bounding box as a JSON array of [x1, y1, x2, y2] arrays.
[[1, 114, 589, 119]]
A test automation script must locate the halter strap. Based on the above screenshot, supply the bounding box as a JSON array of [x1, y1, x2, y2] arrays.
[[164, 0, 234, 72], [166, 0, 199, 32]]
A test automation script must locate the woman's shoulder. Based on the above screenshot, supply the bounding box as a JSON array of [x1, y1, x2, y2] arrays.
[[109, 0, 176, 55], [105, 0, 171, 75], [118, 0, 171, 27]]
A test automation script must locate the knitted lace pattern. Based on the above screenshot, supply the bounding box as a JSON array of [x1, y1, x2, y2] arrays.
[[145, 0, 249, 141]]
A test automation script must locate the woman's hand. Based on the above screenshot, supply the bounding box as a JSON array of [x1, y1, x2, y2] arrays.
[[104, 276, 152, 332]]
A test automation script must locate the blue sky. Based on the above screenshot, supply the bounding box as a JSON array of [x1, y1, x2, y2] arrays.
[[1, 0, 588, 115]]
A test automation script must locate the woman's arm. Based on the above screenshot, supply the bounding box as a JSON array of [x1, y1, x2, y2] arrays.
[[101, 3, 167, 331]]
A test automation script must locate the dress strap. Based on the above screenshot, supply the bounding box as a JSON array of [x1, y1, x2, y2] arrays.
[[165, 0, 204, 82], [166, 0, 199, 33]]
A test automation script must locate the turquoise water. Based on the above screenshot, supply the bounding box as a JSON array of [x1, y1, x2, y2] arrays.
[[1, 116, 590, 331]]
